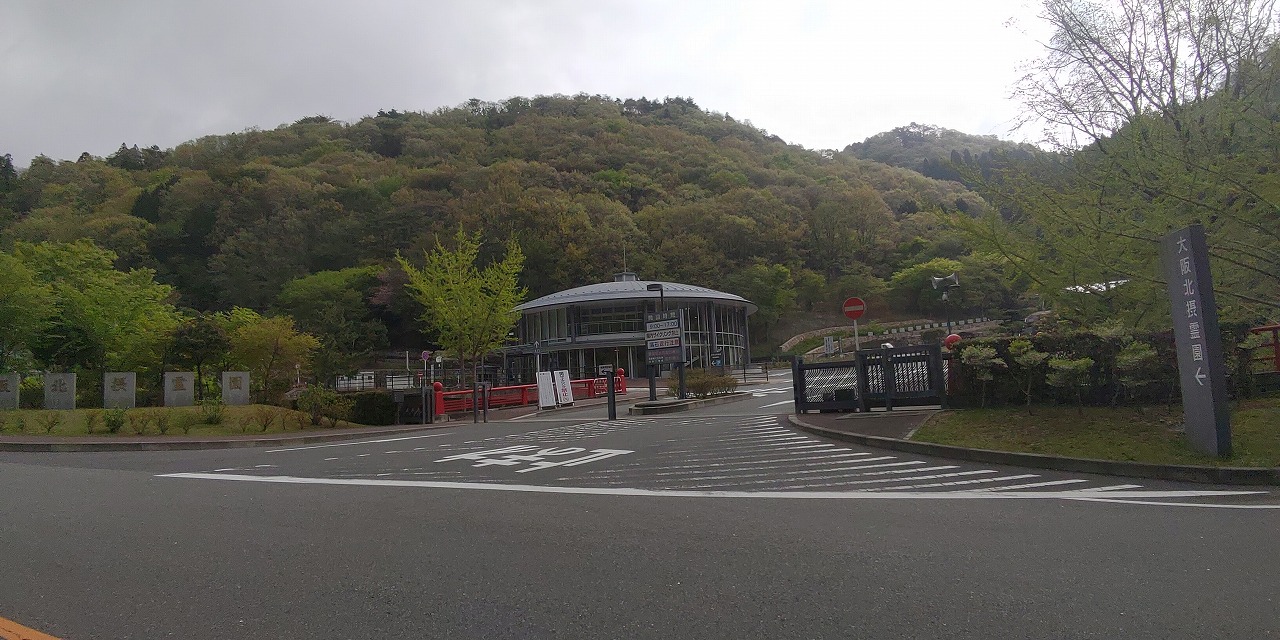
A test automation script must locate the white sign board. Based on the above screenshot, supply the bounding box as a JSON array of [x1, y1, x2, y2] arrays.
[[824, 336, 835, 355], [536, 371, 557, 409], [552, 370, 574, 405]]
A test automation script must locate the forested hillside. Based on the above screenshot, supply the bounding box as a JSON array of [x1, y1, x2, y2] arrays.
[[0, 95, 1017, 352], [843, 123, 1037, 188]]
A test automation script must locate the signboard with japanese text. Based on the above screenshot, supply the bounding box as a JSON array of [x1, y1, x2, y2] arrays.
[[536, 371, 557, 409], [552, 370, 575, 406], [222, 371, 250, 405], [645, 310, 685, 365], [44, 373, 76, 410], [103, 372, 136, 409], [0, 373, 18, 409], [1162, 224, 1231, 457], [164, 372, 196, 407]]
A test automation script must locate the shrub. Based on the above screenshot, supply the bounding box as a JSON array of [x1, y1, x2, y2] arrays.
[[348, 391, 396, 426], [288, 410, 311, 431], [669, 368, 740, 399], [297, 385, 340, 426], [201, 398, 224, 425], [960, 344, 1006, 408], [326, 396, 355, 428], [38, 411, 63, 434], [103, 408, 126, 434], [174, 412, 197, 435], [125, 410, 150, 435], [1046, 355, 1095, 413], [83, 409, 104, 435], [1009, 338, 1049, 413], [152, 409, 172, 435], [1115, 341, 1160, 405], [251, 405, 277, 432]]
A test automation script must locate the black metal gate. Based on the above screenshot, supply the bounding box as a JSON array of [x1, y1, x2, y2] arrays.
[[792, 344, 947, 413]]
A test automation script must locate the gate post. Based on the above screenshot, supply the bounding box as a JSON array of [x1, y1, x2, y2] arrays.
[[792, 357, 806, 413]]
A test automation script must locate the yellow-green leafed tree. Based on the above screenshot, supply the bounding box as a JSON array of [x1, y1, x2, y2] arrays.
[[219, 308, 320, 403], [396, 228, 526, 387]]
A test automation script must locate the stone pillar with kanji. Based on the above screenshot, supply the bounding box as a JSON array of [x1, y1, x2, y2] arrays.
[[103, 372, 137, 409], [164, 372, 196, 407], [44, 373, 77, 410], [221, 371, 250, 406], [0, 373, 19, 409]]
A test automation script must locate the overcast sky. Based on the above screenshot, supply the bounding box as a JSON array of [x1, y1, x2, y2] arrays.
[[1, 0, 1050, 168]]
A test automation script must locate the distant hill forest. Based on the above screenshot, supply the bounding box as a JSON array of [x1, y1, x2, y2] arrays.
[[0, 95, 1024, 350]]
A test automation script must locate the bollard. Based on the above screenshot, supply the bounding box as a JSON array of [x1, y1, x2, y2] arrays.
[[606, 368, 617, 421]]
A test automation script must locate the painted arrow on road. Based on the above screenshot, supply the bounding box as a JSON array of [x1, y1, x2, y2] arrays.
[[1195, 368, 1207, 385]]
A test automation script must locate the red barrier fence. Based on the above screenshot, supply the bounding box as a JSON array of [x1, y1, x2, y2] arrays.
[[1251, 324, 1280, 373], [435, 371, 628, 416]]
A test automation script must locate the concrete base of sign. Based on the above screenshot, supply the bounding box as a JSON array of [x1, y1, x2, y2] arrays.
[[628, 392, 751, 415]]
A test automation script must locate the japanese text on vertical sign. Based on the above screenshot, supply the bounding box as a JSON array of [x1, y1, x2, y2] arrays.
[[1177, 233, 1204, 357]]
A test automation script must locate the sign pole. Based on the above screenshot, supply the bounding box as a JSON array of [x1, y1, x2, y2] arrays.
[[853, 318, 860, 352]]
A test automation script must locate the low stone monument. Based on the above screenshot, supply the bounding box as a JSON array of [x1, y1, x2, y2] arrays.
[[104, 372, 137, 409], [221, 371, 250, 406], [44, 373, 77, 410], [164, 372, 196, 407], [0, 373, 18, 409]]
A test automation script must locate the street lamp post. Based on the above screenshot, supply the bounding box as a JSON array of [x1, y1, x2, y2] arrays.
[[931, 273, 961, 337]]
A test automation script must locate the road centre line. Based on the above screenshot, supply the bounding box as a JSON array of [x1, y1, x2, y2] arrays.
[[759, 400, 794, 408], [157, 473, 1269, 506], [267, 433, 448, 453]]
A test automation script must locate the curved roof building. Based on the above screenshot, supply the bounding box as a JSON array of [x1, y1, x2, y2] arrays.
[[507, 273, 755, 382]]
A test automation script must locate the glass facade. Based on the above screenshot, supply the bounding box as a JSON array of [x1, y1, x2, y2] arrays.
[[507, 281, 753, 383]]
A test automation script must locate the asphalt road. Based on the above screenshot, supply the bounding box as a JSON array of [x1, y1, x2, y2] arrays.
[[2, 379, 1278, 639]]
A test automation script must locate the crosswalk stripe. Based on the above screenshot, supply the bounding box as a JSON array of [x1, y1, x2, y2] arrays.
[[969, 479, 1090, 491], [874, 474, 1040, 491]]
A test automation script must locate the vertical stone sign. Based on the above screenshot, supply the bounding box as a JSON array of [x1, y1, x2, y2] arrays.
[[44, 373, 77, 410], [1162, 224, 1231, 457], [164, 372, 196, 407], [221, 371, 250, 406], [103, 372, 137, 409], [0, 373, 19, 409]]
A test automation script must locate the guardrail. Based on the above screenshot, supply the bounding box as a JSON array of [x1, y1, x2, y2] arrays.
[[433, 373, 628, 416]]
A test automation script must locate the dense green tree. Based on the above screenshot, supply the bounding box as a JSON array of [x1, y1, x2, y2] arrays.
[[725, 263, 797, 343], [14, 240, 181, 373], [168, 314, 231, 401], [0, 251, 57, 371], [217, 308, 320, 402], [275, 266, 388, 382]]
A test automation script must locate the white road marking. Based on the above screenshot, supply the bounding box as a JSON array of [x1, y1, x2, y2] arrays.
[[267, 433, 448, 453], [1075, 484, 1144, 492], [875, 475, 1040, 491], [970, 480, 1090, 491], [759, 400, 794, 408], [643, 457, 923, 479], [157, 473, 1270, 507]]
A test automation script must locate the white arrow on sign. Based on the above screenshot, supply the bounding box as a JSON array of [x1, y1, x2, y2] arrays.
[[1195, 367, 1207, 386]]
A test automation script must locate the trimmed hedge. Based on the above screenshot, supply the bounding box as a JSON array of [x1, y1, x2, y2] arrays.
[[667, 368, 740, 398], [947, 323, 1259, 408], [347, 391, 398, 426]]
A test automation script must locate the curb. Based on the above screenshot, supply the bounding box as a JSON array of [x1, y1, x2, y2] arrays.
[[0, 423, 458, 452], [628, 392, 754, 415], [788, 415, 1280, 486]]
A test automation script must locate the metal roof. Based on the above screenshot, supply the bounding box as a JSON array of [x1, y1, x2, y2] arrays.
[[515, 279, 757, 314]]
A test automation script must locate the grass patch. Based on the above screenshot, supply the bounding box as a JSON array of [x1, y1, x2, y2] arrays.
[[914, 396, 1280, 468], [0, 405, 369, 437]]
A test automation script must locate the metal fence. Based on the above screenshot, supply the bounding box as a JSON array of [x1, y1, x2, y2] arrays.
[[792, 344, 948, 413]]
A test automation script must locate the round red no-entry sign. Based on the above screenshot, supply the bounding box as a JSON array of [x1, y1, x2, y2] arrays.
[[842, 297, 866, 320]]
